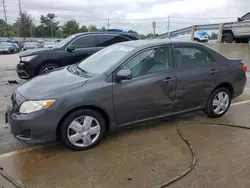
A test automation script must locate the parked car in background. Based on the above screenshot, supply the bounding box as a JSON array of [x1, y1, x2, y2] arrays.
[[171, 31, 209, 42], [43, 42, 55, 48], [23, 42, 38, 51], [5, 40, 246, 150], [16, 31, 140, 79], [0, 42, 20, 54]]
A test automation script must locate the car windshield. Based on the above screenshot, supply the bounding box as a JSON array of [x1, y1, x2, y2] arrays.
[[54, 35, 76, 48], [24, 43, 37, 47], [45, 42, 54, 45], [78, 44, 135, 75], [0, 42, 11, 47]]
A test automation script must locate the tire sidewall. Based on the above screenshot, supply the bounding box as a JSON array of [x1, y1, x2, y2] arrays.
[[60, 109, 106, 151], [207, 87, 231, 118]]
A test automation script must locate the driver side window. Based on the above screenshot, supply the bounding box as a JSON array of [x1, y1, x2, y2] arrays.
[[122, 47, 169, 78]]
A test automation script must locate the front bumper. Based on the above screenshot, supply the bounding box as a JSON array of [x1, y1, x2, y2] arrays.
[[16, 61, 35, 79], [5, 105, 59, 145]]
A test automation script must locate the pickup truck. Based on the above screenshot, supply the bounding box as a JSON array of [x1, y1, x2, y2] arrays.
[[222, 12, 250, 43]]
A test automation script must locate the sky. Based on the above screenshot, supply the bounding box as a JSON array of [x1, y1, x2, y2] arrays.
[[2, 0, 250, 34]]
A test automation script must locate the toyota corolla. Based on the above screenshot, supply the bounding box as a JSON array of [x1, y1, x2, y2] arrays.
[[5, 40, 246, 150]]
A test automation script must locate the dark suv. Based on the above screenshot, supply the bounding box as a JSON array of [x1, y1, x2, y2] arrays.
[[16, 32, 139, 79]]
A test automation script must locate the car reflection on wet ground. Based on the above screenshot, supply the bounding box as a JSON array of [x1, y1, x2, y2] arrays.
[[1, 54, 250, 188]]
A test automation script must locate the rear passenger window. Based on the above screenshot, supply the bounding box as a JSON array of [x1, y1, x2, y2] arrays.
[[72, 35, 97, 48], [97, 35, 129, 47], [174, 47, 214, 68]]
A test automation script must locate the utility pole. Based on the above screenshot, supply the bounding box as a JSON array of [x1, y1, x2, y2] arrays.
[[2, 0, 9, 37], [167, 16, 170, 34], [18, 0, 23, 37], [30, 26, 32, 37], [152, 21, 156, 38], [50, 22, 53, 38], [108, 18, 110, 29]]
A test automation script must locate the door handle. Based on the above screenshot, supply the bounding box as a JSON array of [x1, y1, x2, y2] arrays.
[[209, 69, 219, 74], [163, 77, 174, 83]]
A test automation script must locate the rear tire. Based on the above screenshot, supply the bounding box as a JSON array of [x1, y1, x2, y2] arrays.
[[222, 33, 234, 43], [203, 87, 231, 118], [60, 109, 106, 151]]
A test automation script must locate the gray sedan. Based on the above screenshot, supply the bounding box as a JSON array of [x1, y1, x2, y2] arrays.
[[5, 40, 247, 150]]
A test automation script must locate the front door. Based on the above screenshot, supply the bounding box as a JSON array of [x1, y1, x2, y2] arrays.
[[112, 46, 176, 125], [66, 35, 98, 65], [173, 45, 219, 111]]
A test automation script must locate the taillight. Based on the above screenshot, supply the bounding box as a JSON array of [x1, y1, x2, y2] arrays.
[[242, 64, 247, 72]]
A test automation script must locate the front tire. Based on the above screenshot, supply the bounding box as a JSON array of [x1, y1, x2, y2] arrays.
[[204, 87, 231, 118], [60, 109, 106, 150], [39, 64, 59, 75], [222, 33, 234, 43]]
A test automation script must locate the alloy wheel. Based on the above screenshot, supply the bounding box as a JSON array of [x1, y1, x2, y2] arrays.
[[42, 66, 57, 74]]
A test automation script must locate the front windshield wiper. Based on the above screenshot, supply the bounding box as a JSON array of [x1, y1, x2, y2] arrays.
[[76, 65, 87, 74]]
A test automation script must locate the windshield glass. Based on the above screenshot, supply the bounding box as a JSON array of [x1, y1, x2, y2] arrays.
[[45, 42, 54, 45], [54, 35, 76, 48], [0, 42, 11, 47], [78, 44, 135, 75], [24, 43, 37, 47]]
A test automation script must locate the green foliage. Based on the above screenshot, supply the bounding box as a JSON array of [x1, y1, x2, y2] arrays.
[[88, 25, 98, 32], [62, 20, 79, 35], [0, 11, 151, 38]]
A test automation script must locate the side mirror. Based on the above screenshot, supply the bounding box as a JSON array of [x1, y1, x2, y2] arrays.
[[237, 17, 242, 22], [116, 69, 132, 82], [67, 45, 75, 52]]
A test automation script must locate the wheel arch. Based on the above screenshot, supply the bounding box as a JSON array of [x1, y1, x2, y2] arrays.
[[222, 29, 234, 37], [211, 82, 234, 98], [37, 60, 61, 75], [56, 105, 110, 141]]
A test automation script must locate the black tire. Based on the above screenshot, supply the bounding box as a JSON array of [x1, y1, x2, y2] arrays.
[[194, 38, 200, 42], [60, 109, 106, 151], [38, 64, 59, 75], [222, 33, 234, 43], [203, 87, 231, 118]]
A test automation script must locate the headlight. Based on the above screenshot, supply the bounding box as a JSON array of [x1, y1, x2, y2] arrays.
[[19, 100, 55, 114], [21, 55, 37, 62]]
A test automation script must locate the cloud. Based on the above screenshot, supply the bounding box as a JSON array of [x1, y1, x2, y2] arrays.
[[3, 0, 249, 34]]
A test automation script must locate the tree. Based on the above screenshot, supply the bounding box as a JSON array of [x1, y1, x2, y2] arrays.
[[79, 25, 88, 32], [0, 19, 6, 25], [128, 30, 138, 34], [99, 27, 106, 31], [62, 20, 79, 36], [88, 25, 98, 32], [40, 13, 59, 37], [14, 11, 34, 37]]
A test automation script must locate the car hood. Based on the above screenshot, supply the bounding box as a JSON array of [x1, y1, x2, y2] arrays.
[[19, 47, 58, 56], [17, 67, 88, 100]]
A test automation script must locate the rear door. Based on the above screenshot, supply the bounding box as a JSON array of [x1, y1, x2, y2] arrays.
[[65, 35, 98, 64], [112, 46, 176, 125], [173, 44, 220, 111]]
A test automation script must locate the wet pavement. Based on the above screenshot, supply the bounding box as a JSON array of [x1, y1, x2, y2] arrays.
[[1, 54, 250, 188]]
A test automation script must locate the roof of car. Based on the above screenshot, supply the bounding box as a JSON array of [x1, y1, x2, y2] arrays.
[[119, 39, 200, 48], [76, 31, 139, 37]]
